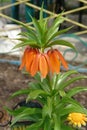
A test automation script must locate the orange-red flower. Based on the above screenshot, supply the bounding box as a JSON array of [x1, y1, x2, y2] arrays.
[[19, 47, 49, 78], [47, 49, 68, 74], [19, 47, 38, 72], [19, 48, 68, 78]]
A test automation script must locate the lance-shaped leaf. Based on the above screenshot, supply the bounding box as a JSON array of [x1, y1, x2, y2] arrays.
[[59, 104, 87, 116], [67, 86, 87, 97], [55, 70, 78, 90], [11, 108, 42, 126], [26, 121, 43, 130], [13, 41, 40, 49], [10, 89, 29, 99], [60, 75, 87, 90], [46, 26, 73, 44], [47, 40, 76, 50], [26, 90, 47, 102], [46, 14, 64, 43]]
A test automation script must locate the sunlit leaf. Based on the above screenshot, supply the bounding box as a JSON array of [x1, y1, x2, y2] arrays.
[[60, 75, 87, 90], [26, 121, 42, 130], [46, 26, 73, 43], [67, 86, 87, 97], [55, 70, 78, 90], [10, 89, 29, 99], [11, 108, 41, 126], [47, 40, 76, 50], [60, 104, 87, 116], [46, 14, 64, 43], [26, 90, 47, 102], [13, 41, 40, 49]]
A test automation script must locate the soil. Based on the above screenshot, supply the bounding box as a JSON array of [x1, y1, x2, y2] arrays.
[[0, 54, 33, 130], [0, 54, 87, 130]]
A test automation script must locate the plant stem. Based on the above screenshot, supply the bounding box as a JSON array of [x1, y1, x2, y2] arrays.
[[40, 48, 44, 53]]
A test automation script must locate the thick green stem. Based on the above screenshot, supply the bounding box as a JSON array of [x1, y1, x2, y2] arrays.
[[40, 48, 44, 53]]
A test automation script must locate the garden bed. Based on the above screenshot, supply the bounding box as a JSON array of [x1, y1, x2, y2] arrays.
[[0, 54, 87, 130]]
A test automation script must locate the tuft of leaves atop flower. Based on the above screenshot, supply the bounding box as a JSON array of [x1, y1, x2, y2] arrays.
[[13, 8, 75, 52]]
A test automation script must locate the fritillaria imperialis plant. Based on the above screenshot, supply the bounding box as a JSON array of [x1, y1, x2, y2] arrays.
[[7, 9, 87, 130]]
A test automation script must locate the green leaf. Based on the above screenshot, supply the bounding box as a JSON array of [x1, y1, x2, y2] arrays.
[[42, 97, 52, 118], [43, 116, 52, 130], [46, 26, 73, 43], [10, 89, 29, 99], [26, 90, 47, 102], [5, 107, 28, 116], [52, 13, 64, 28], [55, 70, 78, 90], [17, 37, 29, 41], [46, 14, 64, 43], [30, 16, 43, 45], [29, 82, 42, 90], [26, 121, 42, 130], [47, 39, 76, 50], [34, 72, 41, 82], [26, 29, 40, 42], [56, 96, 82, 112], [61, 124, 74, 130], [59, 90, 66, 97], [67, 86, 87, 97], [13, 41, 40, 49], [60, 75, 87, 90], [42, 76, 51, 92], [51, 74, 59, 90], [39, 3, 44, 27], [30, 75, 51, 94], [18, 22, 40, 43], [60, 104, 87, 116], [53, 114, 61, 130], [18, 32, 30, 38], [11, 108, 41, 126]]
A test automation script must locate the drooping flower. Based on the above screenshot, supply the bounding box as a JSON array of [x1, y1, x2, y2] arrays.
[[19, 47, 38, 73], [19, 47, 50, 78], [47, 49, 68, 74], [67, 112, 87, 128], [19, 47, 68, 78], [30, 52, 49, 78]]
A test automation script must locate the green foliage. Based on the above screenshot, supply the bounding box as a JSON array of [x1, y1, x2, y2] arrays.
[[13, 9, 75, 52], [8, 70, 87, 130]]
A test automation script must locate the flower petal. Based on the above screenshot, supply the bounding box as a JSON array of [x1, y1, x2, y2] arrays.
[[25, 48, 37, 72], [38, 54, 48, 78], [19, 48, 29, 70], [47, 50, 60, 74], [30, 53, 40, 76], [55, 49, 68, 69], [67, 112, 87, 128]]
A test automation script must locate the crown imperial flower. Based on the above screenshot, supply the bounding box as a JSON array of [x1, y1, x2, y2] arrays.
[[67, 112, 87, 128], [47, 49, 68, 74], [19, 47, 50, 78], [19, 47, 68, 78]]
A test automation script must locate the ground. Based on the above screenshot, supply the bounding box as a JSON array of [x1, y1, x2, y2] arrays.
[[0, 54, 87, 130], [0, 54, 32, 130]]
